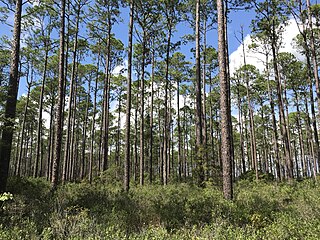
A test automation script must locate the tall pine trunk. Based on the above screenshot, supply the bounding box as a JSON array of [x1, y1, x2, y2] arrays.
[[17, 68, 32, 176], [35, 39, 49, 178], [149, 42, 155, 183], [139, 32, 146, 186], [89, 51, 100, 183], [124, 0, 134, 191], [163, 27, 172, 185], [102, 23, 112, 172], [51, 0, 66, 190], [241, 29, 258, 180], [265, 53, 281, 180], [271, 24, 293, 180], [80, 78, 91, 179], [217, 0, 233, 200], [62, 2, 81, 183], [0, 0, 22, 193], [195, 0, 204, 186]]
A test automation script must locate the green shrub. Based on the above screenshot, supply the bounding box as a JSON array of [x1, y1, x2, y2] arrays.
[[1, 176, 319, 239]]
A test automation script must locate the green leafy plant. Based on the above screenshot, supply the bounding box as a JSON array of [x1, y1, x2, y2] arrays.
[[0, 192, 13, 202]]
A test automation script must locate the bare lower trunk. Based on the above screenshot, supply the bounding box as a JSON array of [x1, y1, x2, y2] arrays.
[[35, 44, 49, 178], [17, 69, 32, 176], [149, 43, 155, 184], [139, 33, 146, 186], [89, 53, 100, 183]]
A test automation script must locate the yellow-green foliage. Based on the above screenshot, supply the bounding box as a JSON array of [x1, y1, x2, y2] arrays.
[[0, 176, 319, 239]]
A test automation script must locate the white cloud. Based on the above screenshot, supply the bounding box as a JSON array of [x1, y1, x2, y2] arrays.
[[42, 110, 51, 129], [229, 34, 266, 76], [229, 19, 304, 76], [112, 59, 128, 76], [32, 0, 40, 7]]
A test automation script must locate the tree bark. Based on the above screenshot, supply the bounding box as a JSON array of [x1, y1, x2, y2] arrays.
[[139, 32, 146, 186], [35, 39, 49, 178], [124, 0, 134, 191], [217, 0, 233, 200], [306, 0, 320, 119], [62, 2, 81, 183], [271, 25, 293, 180], [101, 24, 112, 172], [177, 68, 182, 181], [236, 79, 245, 174], [0, 0, 22, 193], [149, 41, 155, 183], [46, 97, 55, 181], [241, 29, 258, 180], [294, 90, 306, 178], [195, 0, 204, 186], [51, 0, 66, 190], [89, 51, 100, 183], [80, 77, 91, 179], [17, 67, 32, 177], [202, 18, 209, 180], [265, 53, 281, 180], [163, 27, 172, 185]]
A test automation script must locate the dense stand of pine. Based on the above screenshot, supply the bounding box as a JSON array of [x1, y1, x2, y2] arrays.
[[0, 0, 320, 199]]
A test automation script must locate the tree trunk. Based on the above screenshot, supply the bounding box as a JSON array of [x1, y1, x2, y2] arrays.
[[271, 26, 293, 180], [0, 0, 22, 193], [183, 96, 188, 179], [14, 128, 21, 176], [35, 40, 49, 178], [89, 51, 101, 183], [241, 29, 258, 180], [195, 0, 204, 186], [149, 43, 155, 183], [133, 97, 138, 182], [80, 77, 91, 179], [294, 90, 306, 178], [260, 104, 269, 173], [62, 2, 81, 183], [139, 32, 146, 186], [115, 92, 122, 169], [217, 0, 233, 200], [51, 0, 66, 190], [302, 13, 320, 179], [265, 53, 281, 180], [124, 0, 134, 191], [46, 98, 55, 181], [307, 0, 320, 120], [68, 83, 78, 181], [202, 15, 209, 181], [304, 96, 316, 178], [177, 70, 182, 181], [101, 13, 113, 172], [209, 74, 217, 170], [163, 27, 172, 185], [236, 79, 245, 174], [17, 68, 32, 176], [158, 94, 163, 182]]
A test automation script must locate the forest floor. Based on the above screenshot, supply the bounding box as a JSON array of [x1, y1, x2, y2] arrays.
[[0, 174, 320, 239]]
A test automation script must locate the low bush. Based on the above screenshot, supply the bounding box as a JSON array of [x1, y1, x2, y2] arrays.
[[0, 176, 319, 239]]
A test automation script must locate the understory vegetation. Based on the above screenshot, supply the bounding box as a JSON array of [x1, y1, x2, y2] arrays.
[[0, 176, 320, 239]]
